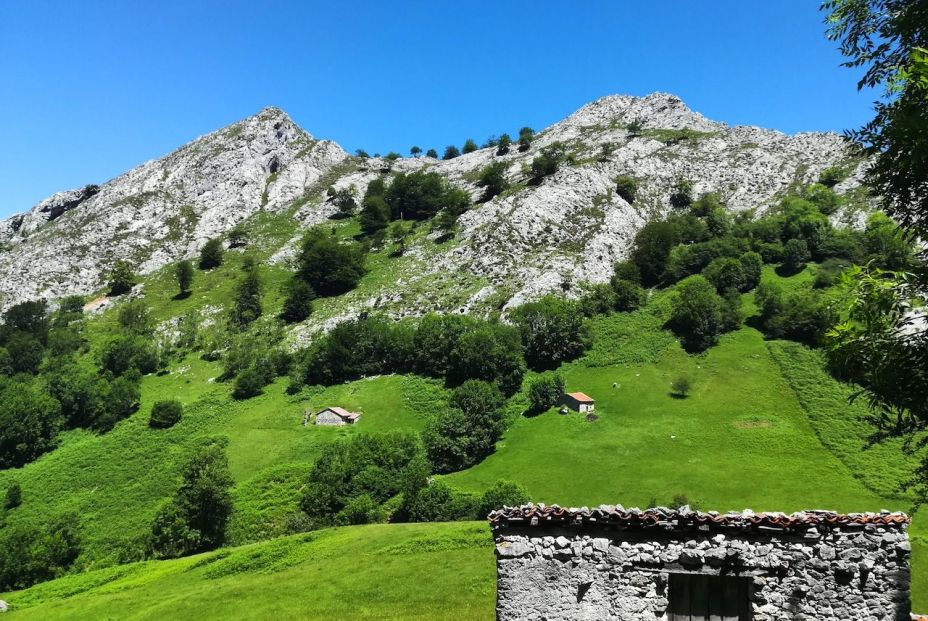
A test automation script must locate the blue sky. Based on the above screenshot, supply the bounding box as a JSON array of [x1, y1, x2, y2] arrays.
[[0, 1, 871, 218]]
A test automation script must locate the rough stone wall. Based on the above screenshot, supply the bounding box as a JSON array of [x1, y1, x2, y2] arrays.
[[314, 411, 346, 426], [495, 524, 911, 621]]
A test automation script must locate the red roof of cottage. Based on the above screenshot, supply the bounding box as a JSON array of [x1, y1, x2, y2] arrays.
[[489, 504, 909, 532], [565, 392, 594, 402], [322, 407, 360, 421]]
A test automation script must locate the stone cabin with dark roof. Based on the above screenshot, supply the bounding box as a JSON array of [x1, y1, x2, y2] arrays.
[[490, 504, 912, 621]]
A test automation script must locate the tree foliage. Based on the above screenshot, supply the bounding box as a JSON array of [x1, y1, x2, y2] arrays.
[[296, 229, 366, 296], [510, 296, 589, 371], [423, 380, 507, 473], [0, 377, 61, 468], [150, 442, 234, 558], [198, 238, 224, 270], [108, 260, 136, 296]]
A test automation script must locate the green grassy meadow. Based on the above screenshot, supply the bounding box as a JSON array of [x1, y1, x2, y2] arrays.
[[0, 522, 495, 620]]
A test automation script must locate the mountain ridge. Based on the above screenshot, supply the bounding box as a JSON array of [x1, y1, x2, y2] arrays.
[[0, 93, 866, 315]]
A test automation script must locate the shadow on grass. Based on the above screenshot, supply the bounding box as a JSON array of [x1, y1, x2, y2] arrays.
[[172, 291, 192, 301], [774, 263, 805, 278], [668, 393, 689, 400]]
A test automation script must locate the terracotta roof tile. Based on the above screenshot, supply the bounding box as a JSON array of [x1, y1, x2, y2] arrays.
[[565, 392, 594, 402], [488, 504, 910, 532]]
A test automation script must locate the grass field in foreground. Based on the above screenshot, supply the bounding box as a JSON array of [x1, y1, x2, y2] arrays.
[[0, 522, 495, 620]]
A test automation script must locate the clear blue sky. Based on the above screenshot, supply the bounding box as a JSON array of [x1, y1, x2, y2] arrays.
[[0, 1, 871, 218]]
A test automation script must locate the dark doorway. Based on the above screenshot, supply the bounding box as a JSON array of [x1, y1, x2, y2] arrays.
[[667, 573, 752, 621]]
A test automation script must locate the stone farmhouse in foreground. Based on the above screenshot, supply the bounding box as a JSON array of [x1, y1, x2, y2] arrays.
[[490, 504, 911, 621]]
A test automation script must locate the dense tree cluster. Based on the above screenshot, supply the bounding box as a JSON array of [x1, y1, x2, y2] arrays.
[[301, 432, 423, 526], [423, 380, 507, 473], [510, 296, 589, 371], [150, 442, 234, 558], [295, 229, 366, 296], [626, 187, 912, 291], [290, 312, 531, 398], [0, 512, 80, 590]]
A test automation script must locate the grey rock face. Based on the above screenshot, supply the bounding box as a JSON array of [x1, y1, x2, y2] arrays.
[[0, 107, 348, 308], [0, 93, 864, 318]]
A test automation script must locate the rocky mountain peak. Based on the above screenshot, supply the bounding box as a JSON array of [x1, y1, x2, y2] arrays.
[[0, 106, 348, 307], [0, 93, 865, 318]]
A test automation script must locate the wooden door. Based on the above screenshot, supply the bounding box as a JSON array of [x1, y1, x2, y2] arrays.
[[667, 573, 751, 621]]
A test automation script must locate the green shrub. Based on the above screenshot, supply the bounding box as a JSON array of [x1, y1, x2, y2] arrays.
[[297, 229, 366, 296], [671, 376, 691, 397], [510, 296, 589, 371], [814, 258, 852, 289], [233, 368, 265, 400], [175, 260, 194, 295], [198, 238, 224, 270], [118, 299, 153, 335], [149, 443, 233, 559], [447, 323, 525, 396], [406, 481, 476, 522], [669, 179, 694, 209], [360, 195, 390, 234], [385, 170, 470, 221], [529, 141, 566, 181], [703, 257, 744, 293], [738, 252, 763, 291], [818, 166, 846, 187], [669, 276, 724, 352], [462, 139, 478, 154], [334, 494, 386, 526], [0, 378, 61, 468], [4, 483, 21, 510], [423, 380, 507, 473], [442, 145, 460, 160], [0, 512, 80, 590], [230, 261, 262, 327], [228, 223, 249, 248], [302, 432, 424, 524], [107, 260, 136, 295], [579, 284, 617, 316], [614, 175, 638, 204], [496, 133, 512, 155], [280, 277, 315, 323], [149, 400, 182, 429], [782, 238, 811, 274], [476, 161, 510, 201], [527, 374, 565, 414], [517, 127, 534, 152], [804, 183, 842, 215], [477, 480, 529, 517], [425, 148, 438, 158], [610, 278, 646, 312]]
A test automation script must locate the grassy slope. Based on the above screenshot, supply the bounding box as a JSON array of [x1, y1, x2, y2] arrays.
[[446, 324, 897, 513], [0, 522, 495, 620]]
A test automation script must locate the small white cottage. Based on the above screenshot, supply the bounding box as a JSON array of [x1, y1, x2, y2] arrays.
[[561, 391, 595, 413], [314, 407, 361, 426]]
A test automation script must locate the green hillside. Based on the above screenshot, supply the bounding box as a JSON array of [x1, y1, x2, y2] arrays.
[[0, 178, 925, 616]]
